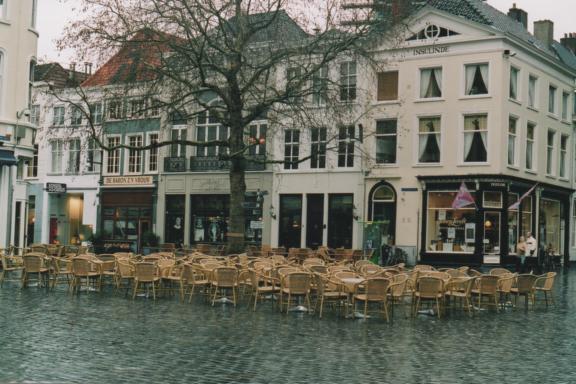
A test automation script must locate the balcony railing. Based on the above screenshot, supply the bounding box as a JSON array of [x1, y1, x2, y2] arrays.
[[189, 155, 267, 172], [163, 157, 187, 172]]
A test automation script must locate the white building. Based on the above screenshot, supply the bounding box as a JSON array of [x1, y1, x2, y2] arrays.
[[0, 0, 38, 248]]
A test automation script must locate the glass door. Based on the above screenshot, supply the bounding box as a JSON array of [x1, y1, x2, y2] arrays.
[[328, 194, 353, 248], [279, 195, 302, 249], [306, 194, 324, 249], [483, 212, 501, 254]]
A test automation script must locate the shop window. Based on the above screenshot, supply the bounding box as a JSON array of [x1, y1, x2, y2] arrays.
[[546, 129, 555, 175], [463, 114, 487, 163], [312, 66, 328, 106], [165, 195, 185, 247], [377, 70, 398, 101], [483, 212, 501, 254], [465, 63, 488, 96], [528, 75, 537, 108], [27, 195, 36, 246], [520, 196, 533, 242], [483, 191, 502, 209], [420, 67, 442, 98], [67, 138, 81, 175], [507, 116, 518, 167], [375, 119, 397, 164], [418, 116, 441, 163], [540, 199, 561, 256], [508, 193, 519, 254], [147, 133, 159, 172], [127, 135, 143, 174], [337, 125, 355, 168], [509, 66, 519, 100], [525, 122, 536, 170], [426, 191, 476, 253], [548, 85, 557, 114], [310, 127, 326, 169], [284, 129, 299, 170], [560, 135, 568, 178], [340, 61, 357, 102]]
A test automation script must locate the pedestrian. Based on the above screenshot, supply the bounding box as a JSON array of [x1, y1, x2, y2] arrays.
[[524, 232, 537, 273], [516, 236, 526, 272]]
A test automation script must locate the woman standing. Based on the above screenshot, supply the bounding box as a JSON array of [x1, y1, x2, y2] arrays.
[[516, 236, 526, 272]]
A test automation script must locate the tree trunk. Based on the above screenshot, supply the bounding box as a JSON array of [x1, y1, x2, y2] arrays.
[[227, 117, 246, 254]]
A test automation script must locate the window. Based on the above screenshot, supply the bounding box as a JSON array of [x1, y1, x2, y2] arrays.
[[286, 67, 302, 104], [147, 133, 159, 172], [465, 63, 488, 95], [340, 61, 356, 102], [128, 99, 146, 119], [526, 122, 536, 170], [509, 67, 519, 100], [560, 135, 568, 178], [528, 75, 537, 108], [248, 123, 267, 156], [418, 116, 441, 163], [196, 110, 228, 157], [149, 99, 161, 117], [53, 106, 65, 126], [86, 139, 101, 173], [426, 191, 476, 253], [105, 136, 121, 174], [0, 52, 3, 110], [310, 127, 326, 169], [31, 0, 37, 28], [67, 138, 81, 175], [28, 60, 35, 108], [463, 114, 487, 163], [420, 68, 442, 98], [375, 119, 397, 164], [284, 129, 299, 170], [508, 116, 518, 167], [26, 144, 38, 178], [338, 125, 355, 167], [90, 103, 102, 125], [572, 200, 576, 248], [377, 71, 399, 101], [70, 106, 82, 126], [127, 135, 143, 173], [0, 0, 6, 19], [312, 66, 328, 106], [29, 104, 40, 125], [107, 100, 123, 120], [546, 130, 555, 175], [50, 139, 64, 173], [170, 126, 188, 157], [562, 92, 569, 120], [549, 85, 557, 114]]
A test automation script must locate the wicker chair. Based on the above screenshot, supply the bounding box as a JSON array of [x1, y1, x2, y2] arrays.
[[354, 277, 391, 321], [302, 258, 325, 268], [387, 274, 408, 317], [279, 272, 312, 313], [413, 276, 444, 318], [471, 275, 500, 311], [534, 272, 556, 307], [211, 267, 239, 306], [248, 268, 280, 311], [497, 273, 516, 306], [490, 268, 512, 276], [511, 274, 538, 309], [313, 273, 348, 318], [445, 269, 468, 278], [445, 277, 476, 314], [70, 257, 99, 293], [413, 264, 436, 272], [0, 251, 23, 287], [132, 262, 160, 300], [116, 259, 135, 294], [184, 264, 211, 302], [21, 253, 50, 288], [307, 265, 328, 275], [50, 257, 71, 289]]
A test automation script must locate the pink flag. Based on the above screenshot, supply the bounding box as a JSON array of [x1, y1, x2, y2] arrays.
[[451, 182, 476, 209], [508, 183, 537, 210]]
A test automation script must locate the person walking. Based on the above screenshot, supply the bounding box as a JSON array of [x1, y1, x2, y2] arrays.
[[516, 236, 526, 272], [524, 232, 537, 273]]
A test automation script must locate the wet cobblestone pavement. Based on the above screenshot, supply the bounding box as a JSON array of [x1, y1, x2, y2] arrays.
[[0, 270, 574, 384]]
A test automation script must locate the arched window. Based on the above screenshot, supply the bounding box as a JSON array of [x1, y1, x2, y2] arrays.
[[368, 182, 397, 246]]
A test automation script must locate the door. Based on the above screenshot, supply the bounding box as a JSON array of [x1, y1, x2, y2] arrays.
[[279, 195, 302, 249], [328, 194, 353, 248], [138, 220, 150, 253], [306, 194, 324, 249], [14, 201, 22, 247]]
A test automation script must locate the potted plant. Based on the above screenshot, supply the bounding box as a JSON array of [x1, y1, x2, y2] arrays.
[[141, 231, 160, 255]]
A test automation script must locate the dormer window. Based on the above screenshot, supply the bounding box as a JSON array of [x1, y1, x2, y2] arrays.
[[407, 25, 460, 41]]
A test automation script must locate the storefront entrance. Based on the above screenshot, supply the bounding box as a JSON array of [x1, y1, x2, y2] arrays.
[[327, 194, 353, 249], [279, 195, 302, 249], [306, 194, 324, 249]]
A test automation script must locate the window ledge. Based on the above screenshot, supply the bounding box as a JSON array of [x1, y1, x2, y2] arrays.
[[457, 162, 490, 167], [506, 165, 520, 171], [373, 163, 399, 168], [459, 94, 491, 101], [0, 19, 11, 26], [547, 113, 559, 120], [414, 98, 444, 103], [559, 177, 570, 182], [545, 174, 557, 180], [413, 163, 442, 168], [46, 173, 63, 176], [373, 100, 400, 106], [561, 119, 571, 125], [508, 98, 522, 106], [28, 28, 39, 37], [525, 169, 538, 175], [527, 106, 539, 113]]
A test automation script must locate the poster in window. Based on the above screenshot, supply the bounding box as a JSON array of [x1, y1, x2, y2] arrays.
[[438, 210, 446, 221], [447, 227, 456, 239], [465, 223, 475, 243]]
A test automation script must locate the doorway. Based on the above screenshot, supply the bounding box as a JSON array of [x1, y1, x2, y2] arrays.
[[279, 195, 302, 249], [306, 194, 324, 249]]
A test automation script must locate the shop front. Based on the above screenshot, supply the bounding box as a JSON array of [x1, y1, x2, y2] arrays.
[[100, 176, 156, 253], [419, 176, 571, 267]]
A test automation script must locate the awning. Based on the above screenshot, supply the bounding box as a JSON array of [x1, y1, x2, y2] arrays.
[[0, 149, 16, 166]]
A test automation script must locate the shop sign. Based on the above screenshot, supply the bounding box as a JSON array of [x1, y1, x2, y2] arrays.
[[103, 176, 154, 186], [250, 220, 264, 230], [413, 45, 449, 56], [46, 183, 66, 193]]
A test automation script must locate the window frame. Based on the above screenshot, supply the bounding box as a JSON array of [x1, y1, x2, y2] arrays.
[[126, 134, 143, 174], [284, 129, 300, 170], [52, 106, 65, 126], [312, 66, 328, 106], [146, 132, 159, 173], [546, 129, 556, 176], [509, 66, 519, 101], [337, 125, 355, 168], [375, 119, 398, 165], [248, 122, 267, 156], [560, 134, 568, 179], [339, 61, 357, 102], [104, 135, 121, 175], [90, 103, 103, 125], [50, 139, 64, 174], [417, 116, 442, 165], [463, 63, 490, 97], [107, 99, 123, 121], [86, 138, 101, 174], [562, 91, 570, 121], [31, 0, 37, 29], [525, 121, 536, 172], [462, 113, 489, 164], [0, 0, 7, 19], [548, 84, 557, 115], [377, 70, 399, 101], [70, 106, 83, 126], [507, 115, 519, 167], [310, 126, 327, 169], [528, 75, 538, 109], [419, 67, 442, 100], [67, 138, 81, 175]]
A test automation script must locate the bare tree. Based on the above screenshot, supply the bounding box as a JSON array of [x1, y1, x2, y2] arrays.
[[51, 0, 416, 252]]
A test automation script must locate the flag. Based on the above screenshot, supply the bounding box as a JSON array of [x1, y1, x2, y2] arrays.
[[508, 183, 538, 210], [451, 182, 476, 209]]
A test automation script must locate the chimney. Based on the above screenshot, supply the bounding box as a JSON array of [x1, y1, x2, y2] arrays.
[[508, 3, 527, 29], [534, 20, 554, 48], [69, 62, 76, 80], [84, 62, 92, 75], [560, 33, 576, 55]]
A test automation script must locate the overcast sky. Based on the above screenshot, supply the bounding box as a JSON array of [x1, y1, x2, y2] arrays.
[[38, 0, 576, 65]]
